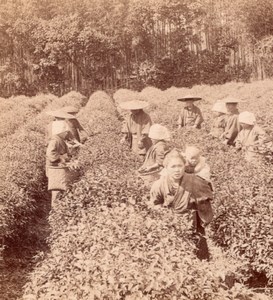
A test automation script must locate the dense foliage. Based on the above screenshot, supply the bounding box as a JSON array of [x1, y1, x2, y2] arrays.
[[1, 0, 273, 96], [22, 83, 273, 299]]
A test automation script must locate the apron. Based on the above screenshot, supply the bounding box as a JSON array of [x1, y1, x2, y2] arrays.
[[47, 166, 70, 191]]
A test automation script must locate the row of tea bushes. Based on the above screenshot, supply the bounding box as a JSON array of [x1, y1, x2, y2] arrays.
[[0, 92, 86, 245], [0, 94, 57, 139]]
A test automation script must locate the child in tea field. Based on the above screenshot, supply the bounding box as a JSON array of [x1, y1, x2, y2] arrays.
[[209, 101, 227, 139], [235, 111, 271, 162], [177, 95, 204, 129], [150, 150, 213, 237], [183, 146, 211, 183], [221, 98, 241, 145], [138, 124, 171, 186], [120, 100, 152, 159]]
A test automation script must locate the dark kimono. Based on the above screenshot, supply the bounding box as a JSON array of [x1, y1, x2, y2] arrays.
[[222, 110, 240, 145], [177, 105, 204, 129], [210, 114, 226, 139], [121, 110, 152, 155], [138, 141, 170, 186], [150, 173, 213, 226]]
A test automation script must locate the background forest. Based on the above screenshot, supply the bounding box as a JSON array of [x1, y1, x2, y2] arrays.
[[0, 0, 273, 97]]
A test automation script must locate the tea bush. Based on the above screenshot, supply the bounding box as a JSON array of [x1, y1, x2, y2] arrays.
[[0, 94, 57, 138]]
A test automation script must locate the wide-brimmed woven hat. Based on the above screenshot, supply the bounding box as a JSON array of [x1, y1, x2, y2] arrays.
[[62, 106, 79, 114], [212, 101, 227, 113], [148, 124, 171, 141], [46, 110, 75, 119], [177, 95, 202, 102], [238, 111, 256, 125], [119, 100, 149, 110], [222, 97, 241, 104]]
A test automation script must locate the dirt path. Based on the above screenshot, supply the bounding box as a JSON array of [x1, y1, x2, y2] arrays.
[[0, 197, 51, 300]]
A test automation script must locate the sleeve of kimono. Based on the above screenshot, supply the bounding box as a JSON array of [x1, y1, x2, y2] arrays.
[[45, 123, 51, 144], [224, 116, 239, 139], [194, 108, 204, 127], [219, 115, 227, 128], [141, 114, 152, 135], [196, 163, 211, 182], [254, 127, 267, 144], [46, 140, 61, 163], [234, 131, 243, 149], [177, 110, 184, 126], [252, 127, 269, 152], [150, 179, 164, 205], [182, 173, 213, 201], [121, 117, 129, 133], [74, 119, 84, 131], [155, 144, 167, 166]]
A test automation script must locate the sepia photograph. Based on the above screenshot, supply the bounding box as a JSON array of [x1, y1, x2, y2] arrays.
[[0, 0, 273, 299]]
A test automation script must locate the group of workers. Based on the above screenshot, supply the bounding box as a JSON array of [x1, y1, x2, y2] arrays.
[[44, 95, 272, 244], [119, 95, 272, 238]]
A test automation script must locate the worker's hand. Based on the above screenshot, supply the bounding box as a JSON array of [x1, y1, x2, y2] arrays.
[[120, 137, 127, 144], [192, 124, 198, 129], [137, 140, 145, 149], [138, 167, 147, 173], [163, 195, 174, 207], [178, 125, 182, 129], [67, 160, 80, 170], [64, 154, 71, 161], [219, 133, 225, 139], [81, 136, 88, 144], [222, 139, 228, 145]]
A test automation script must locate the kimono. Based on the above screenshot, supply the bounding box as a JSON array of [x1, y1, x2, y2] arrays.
[[177, 105, 204, 129], [46, 135, 70, 191], [66, 118, 84, 142], [210, 114, 226, 139], [121, 110, 152, 155], [185, 156, 211, 182], [235, 125, 270, 162], [138, 141, 170, 186], [150, 173, 213, 226], [222, 110, 240, 145]]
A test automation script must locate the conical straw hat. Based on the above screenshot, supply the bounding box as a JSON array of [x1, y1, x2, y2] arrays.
[[119, 100, 149, 110], [177, 95, 202, 102], [46, 110, 75, 119], [62, 106, 79, 113], [222, 97, 242, 104]]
